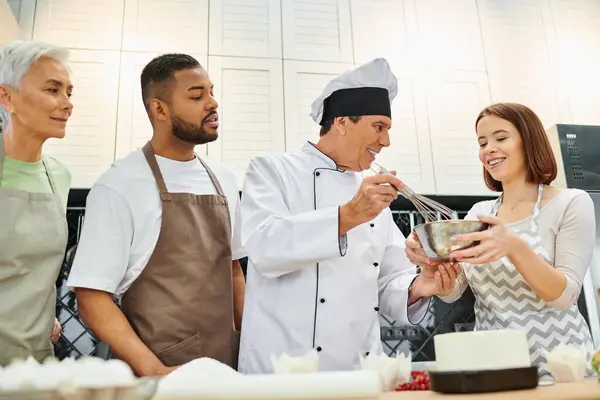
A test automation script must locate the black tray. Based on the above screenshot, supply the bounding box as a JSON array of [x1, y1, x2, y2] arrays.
[[429, 366, 539, 394]]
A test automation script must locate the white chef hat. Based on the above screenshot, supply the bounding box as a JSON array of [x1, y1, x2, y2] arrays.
[[309, 58, 398, 126]]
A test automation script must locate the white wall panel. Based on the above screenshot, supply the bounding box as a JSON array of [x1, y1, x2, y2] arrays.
[[208, 56, 285, 188], [350, 0, 411, 66], [478, 0, 561, 128], [413, 0, 486, 71], [33, 0, 123, 50], [549, 0, 600, 125], [425, 71, 492, 196], [122, 0, 208, 54], [374, 69, 436, 194], [283, 60, 354, 151], [209, 0, 281, 58], [43, 50, 120, 188], [282, 0, 353, 63]]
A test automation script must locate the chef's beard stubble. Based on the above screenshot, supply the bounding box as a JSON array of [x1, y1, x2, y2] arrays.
[[171, 113, 218, 145]]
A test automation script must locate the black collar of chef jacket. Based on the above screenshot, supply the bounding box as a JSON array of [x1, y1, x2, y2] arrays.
[[306, 141, 346, 172]]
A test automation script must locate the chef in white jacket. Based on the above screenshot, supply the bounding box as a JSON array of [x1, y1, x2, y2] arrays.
[[237, 58, 460, 374]]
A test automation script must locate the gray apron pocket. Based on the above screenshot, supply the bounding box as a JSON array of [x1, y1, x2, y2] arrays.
[[157, 333, 202, 367]]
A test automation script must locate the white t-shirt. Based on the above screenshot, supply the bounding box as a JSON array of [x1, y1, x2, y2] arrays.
[[67, 149, 245, 298]]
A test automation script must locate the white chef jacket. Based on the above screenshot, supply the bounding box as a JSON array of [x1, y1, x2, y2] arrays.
[[237, 142, 430, 374]]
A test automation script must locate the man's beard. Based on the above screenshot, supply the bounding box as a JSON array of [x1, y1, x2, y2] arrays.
[[171, 113, 218, 145]]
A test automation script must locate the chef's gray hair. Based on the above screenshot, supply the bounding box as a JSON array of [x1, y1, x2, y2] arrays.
[[0, 40, 70, 127]]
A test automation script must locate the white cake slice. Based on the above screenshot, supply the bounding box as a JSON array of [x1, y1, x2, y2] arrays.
[[434, 329, 531, 372]]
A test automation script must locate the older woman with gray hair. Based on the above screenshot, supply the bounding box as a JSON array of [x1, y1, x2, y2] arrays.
[[0, 40, 73, 365]]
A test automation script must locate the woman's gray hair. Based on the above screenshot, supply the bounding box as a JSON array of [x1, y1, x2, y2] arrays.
[[0, 40, 70, 128]]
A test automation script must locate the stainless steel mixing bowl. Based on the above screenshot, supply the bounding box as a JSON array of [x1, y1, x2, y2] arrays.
[[413, 220, 490, 261]]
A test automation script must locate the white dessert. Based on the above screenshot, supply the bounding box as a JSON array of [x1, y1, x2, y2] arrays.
[[0, 355, 136, 395], [271, 350, 319, 374], [434, 329, 531, 371], [546, 343, 587, 382], [359, 351, 411, 391], [155, 357, 382, 399]]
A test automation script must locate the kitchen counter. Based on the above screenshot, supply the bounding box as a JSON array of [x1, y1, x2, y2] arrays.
[[384, 380, 600, 399]]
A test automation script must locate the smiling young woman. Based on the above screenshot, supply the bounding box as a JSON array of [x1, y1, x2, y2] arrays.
[[439, 102, 597, 378]]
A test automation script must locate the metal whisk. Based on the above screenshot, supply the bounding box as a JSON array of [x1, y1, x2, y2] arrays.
[[370, 162, 458, 223]]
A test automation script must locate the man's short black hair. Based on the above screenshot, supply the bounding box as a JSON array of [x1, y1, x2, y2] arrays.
[[319, 115, 361, 136], [140, 53, 202, 116]]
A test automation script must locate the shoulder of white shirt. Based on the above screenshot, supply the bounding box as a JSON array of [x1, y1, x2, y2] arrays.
[[93, 149, 239, 195]]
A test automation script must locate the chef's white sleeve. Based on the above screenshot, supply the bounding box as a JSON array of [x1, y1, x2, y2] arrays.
[[377, 210, 430, 325], [240, 156, 346, 279], [66, 184, 132, 295], [231, 195, 247, 261]]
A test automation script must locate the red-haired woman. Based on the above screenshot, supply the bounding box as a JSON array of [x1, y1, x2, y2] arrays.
[[406, 103, 596, 378]]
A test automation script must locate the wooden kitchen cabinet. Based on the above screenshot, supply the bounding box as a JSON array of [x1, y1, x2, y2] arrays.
[[369, 67, 436, 195], [33, 0, 123, 50], [424, 70, 494, 196], [477, 0, 562, 130], [350, 0, 411, 67], [207, 56, 285, 189], [282, 0, 353, 63], [121, 0, 208, 54], [412, 0, 486, 72], [548, 0, 600, 126], [209, 0, 281, 59], [5, 0, 35, 40], [282, 60, 354, 152], [42, 50, 120, 189]]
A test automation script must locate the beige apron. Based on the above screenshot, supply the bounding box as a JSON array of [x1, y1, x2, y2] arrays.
[[120, 142, 239, 368], [0, 133, 68, 366]]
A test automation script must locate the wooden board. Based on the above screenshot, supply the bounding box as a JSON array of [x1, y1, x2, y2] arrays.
[[383, 379, 600, 400]]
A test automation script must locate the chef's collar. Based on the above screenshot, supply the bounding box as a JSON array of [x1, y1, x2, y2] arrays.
[[302, 142, 345, 172]]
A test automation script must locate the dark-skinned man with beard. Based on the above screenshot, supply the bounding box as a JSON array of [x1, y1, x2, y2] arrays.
[[67, 54, 245, 377]]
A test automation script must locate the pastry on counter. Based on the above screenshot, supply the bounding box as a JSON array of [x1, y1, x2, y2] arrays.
[[434, 329, 531, 372]]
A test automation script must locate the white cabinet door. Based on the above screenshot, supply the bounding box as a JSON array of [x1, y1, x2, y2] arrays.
[[549, 0, 600, 125], [413, 0, 485, 72], [115, 52, 209, 160], [42, 50, 120, 189], [425, 71, 492, 196], [122, 0, 208, 54], [350, 0, 410, 66], [282, 0, 353, 63], [209, 0, 281, 58], [374, 69, 436, 194], [207, 56, 285, 188], [33, 0, 124, 50], [478, 0, 561, 128], [6, 0, 35, 39], [283, 60, 354, 151]]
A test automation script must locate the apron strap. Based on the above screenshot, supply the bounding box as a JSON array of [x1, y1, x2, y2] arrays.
[[142, 142, 169, 194], [529, 184, 544, 232], [41, 157, 59, 195], [196, 155, 226, 197], [489, 184, 544, 232]]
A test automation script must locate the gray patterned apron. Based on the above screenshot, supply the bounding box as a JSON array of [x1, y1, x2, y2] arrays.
[[464, 184, 595, 377]]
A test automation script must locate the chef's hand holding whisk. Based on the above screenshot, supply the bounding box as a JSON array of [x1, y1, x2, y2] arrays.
[[339, 170, 405, 236], [405, 233, 462, 296]]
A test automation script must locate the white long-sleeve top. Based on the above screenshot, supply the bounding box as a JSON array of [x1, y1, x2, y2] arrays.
[[439, 189, 595, 310]]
